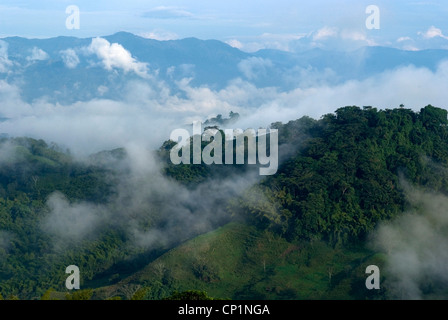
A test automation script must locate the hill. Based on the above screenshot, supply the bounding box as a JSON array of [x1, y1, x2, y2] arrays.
[[93, 222, 382, 300], [1, 105, 448, 299]]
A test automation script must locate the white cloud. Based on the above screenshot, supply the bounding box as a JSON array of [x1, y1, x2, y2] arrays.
[[340, 30, 376, 46], [60, 49, 80, 69], [418, 26, 448, 40], [41, 192, 106, 243], [234, 33, 307, 52], [140, 29, 179, 41], [26, 47, 49, 61], [97, 85, 108, 96], [142, 6, 194, 19], [0, 41, 13, 73], [1, 59, 448, 157], [397, 36, 413, 43], [313, 27, 338, 41], [0, 230, 12, 254], [288, 28, 377, 52], [86, 37, 148, 77], [226, 39, 243, 50], [238, 57, 273, 80], [395, 37, 420, 51], [371, 184, 448, 299]]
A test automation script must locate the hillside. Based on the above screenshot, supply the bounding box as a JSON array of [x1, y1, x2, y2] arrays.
[[1, 105, 448, 300], [93, 222, 382, 300]]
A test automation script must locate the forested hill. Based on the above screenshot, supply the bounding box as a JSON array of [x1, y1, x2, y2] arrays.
[[229, 105, 448, 244], [1, 104, 448, 299], [161, 105, 448, 246]]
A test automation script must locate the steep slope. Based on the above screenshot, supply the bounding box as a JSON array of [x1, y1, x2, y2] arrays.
[[93, 222, 381, 300]]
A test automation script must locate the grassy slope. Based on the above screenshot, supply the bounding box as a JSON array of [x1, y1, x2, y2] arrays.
[[95, 222, 386, 300]]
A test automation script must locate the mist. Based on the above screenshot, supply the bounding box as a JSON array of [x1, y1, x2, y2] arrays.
[[1, 59, 448, 158], [2, 35, 448, 289], [371, 182, 448, 299], [39, 142, 264, 252]]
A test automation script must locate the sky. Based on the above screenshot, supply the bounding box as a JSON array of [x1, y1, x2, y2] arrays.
[[0, 0, 448, 51], [1, 1, 448, 299], [1, 0, 448, 156]]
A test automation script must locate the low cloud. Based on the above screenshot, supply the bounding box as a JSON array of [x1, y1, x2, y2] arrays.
[[60, 49, 80, 69], [238, 57, 274, 80], [85, 37, 149, 77], [41, 192, 107, 244], [0, 230, 13, 254], [419, 26, 448, 40], [313, 26, 338, 41], [140, 29, 179, 41], [1, 60, 448, 156], [226, 39, 243, 50], [27, 47, 49, 62], [38, 145, 262, 251], [371, 183, 448, 299], [0, 40, 13, 73]]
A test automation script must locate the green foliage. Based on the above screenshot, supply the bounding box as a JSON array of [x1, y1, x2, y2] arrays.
[[2, 105, 448, 300], [231, 105, 448, 245], [163, 290, 215, 301], [41, 289, 54, 300], [131, 287, 150, 300], [118, 222, 380, 300], [65, 289, 93, 300]]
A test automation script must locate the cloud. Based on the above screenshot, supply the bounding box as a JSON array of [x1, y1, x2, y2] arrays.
[[60, 48, 80, 69], [0, 230, 13, 256], [41, 192, 107, 244], [238, 57, 274, 80], [139, 29, 179, 41], [85, 37, 148, 77], [2, 55, 448, 157], [313, 27, 338, 41], [26, 47, 49, 61], [371, 183, 448, 299], [395, 36, 419, 51], [286, 28, 378, 52], [0, 80, 32, 118], [231, 28, 377, 53], [0, 140, 23, 165], [0, 39, 447, 260], [418, 26, 448, 40], [36, 139, 263, 251], [397, 36, 413, 43], [142, 6, 194, 20], [340, 30, 377, 46], [0, 40, 13, 73], [226, 39, 243, 50]]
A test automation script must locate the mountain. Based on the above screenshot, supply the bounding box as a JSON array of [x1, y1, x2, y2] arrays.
[[1, 105, 448, 300], [1, 32, 448, 104]]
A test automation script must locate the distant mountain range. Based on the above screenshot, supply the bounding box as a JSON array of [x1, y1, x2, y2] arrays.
[[1, 31, 448, 104]]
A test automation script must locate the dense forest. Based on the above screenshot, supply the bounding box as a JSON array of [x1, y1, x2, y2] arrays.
[[1, 105, 448, 299]]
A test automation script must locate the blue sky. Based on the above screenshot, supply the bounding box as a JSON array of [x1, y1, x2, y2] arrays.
[[0, 0, 447, 51]]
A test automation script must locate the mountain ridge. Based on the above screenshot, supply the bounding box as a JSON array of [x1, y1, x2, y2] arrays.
[[1, 32, 448, 105]]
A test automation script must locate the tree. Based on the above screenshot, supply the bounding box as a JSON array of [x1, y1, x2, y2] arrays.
[[65, 289, 93, 300], [131, 287, 149, 300], [163, 290, 214, 300]]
